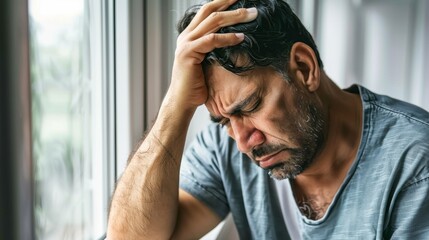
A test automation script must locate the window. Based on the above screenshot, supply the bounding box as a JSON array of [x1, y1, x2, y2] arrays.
[[29, 0, 114, 239]]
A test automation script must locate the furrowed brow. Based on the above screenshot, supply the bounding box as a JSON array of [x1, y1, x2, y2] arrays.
[[227, 92, 259, 115], [209, 91, 259, 123]]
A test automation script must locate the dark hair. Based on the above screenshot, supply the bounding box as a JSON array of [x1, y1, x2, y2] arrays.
[[177, 0, 323, 76]]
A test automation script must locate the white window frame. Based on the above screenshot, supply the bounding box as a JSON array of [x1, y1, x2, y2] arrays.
[[115, 0, 145, 174]]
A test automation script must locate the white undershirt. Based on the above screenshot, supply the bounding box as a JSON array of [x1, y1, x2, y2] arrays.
[[271, 178, 303, 240]]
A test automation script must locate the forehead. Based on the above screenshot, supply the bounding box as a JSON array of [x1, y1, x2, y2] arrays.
[[206, 65, 258, 94], [205, 65, 274, 114]]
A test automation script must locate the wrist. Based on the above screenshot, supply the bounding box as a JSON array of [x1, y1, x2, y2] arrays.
[[154, 91, 197, 134], [162, 87, 201, 115]]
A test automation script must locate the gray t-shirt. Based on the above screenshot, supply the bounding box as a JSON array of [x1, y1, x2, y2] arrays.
[[180, 85, 429, 239]]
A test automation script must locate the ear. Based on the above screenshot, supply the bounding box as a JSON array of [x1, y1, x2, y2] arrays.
[[288, 42, 320, 92]]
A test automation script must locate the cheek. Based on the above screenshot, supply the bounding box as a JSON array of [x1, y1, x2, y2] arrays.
[[265, 98, 296, 132], [254, 99, 303, 145]]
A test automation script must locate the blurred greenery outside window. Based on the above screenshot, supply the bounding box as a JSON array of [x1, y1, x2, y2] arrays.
[[29, 0, 109, 239]]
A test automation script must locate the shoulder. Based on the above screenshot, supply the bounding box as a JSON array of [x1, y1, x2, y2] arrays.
[[355, 85, 429, 183], [356, 85, 429, 145], [191, 123, 236, 154], [357, 85, 429, 128], [183, 123, 242, 172]]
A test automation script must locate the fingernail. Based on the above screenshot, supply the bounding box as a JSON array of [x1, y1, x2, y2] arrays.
[[247, 7, 257, 15], [235, 33, 245, 40], [246, 7, 258, 21]]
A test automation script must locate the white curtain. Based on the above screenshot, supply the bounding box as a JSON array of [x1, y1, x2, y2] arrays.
[[316, 0, 429, 110]]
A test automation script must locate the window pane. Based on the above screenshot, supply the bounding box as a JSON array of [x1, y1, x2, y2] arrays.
[[29, 0, 107, 239]]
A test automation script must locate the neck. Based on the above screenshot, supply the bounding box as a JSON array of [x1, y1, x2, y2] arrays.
[[290, 74, 362, 220], [297, 75, 362, 184]]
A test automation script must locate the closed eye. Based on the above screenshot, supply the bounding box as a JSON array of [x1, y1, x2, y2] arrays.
[[242, 98, 261, 115], [210, 115, 230, 127], [210, 92, 262, 126]]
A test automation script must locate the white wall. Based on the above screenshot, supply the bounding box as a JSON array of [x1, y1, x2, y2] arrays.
[[317, 0, 429, 110]]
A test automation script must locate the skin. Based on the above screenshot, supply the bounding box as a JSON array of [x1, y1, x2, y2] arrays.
[[108, 0, 363, 239], [206, 64, 326, 180], [205, 42, 363, 218]]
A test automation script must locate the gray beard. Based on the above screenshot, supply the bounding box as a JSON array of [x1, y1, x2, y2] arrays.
[[267, 148, 310, 180], [268, 100, 326, 180]]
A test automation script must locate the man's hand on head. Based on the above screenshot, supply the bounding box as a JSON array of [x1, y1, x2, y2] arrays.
[[167, 0, 258, 111]]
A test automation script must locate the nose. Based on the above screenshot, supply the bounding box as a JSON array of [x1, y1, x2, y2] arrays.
[[228, 116, 265, 153]]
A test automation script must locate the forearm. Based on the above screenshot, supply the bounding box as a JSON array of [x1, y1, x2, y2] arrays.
[[107, 1, 258, 237], [107, 95, 195, 239]]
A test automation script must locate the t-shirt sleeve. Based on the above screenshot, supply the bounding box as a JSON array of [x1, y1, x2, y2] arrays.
[[385, 177, 429, 239], [179, 124, 230, 219], [384, 144, 429, 239]]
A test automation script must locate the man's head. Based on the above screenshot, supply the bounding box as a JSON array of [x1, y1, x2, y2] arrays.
[[177, 0, 323, 76], [178, 0, 327, 180]]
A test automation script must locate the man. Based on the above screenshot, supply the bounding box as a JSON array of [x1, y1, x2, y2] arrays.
[[107, 0, 429, 239]]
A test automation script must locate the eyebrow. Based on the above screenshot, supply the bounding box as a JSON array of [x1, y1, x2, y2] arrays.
[[210, 91, 260, 123]]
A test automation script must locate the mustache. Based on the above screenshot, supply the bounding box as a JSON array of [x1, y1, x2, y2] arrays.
[[251, 144, 294, 159]]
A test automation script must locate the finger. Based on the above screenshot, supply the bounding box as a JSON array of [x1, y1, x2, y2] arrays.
[[186, 0, 238, 31], [189, 7, 258, 40], [192, 32, 245, 55]]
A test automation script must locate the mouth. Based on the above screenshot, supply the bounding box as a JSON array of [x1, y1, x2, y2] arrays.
[[255, 150, 285, 169]]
